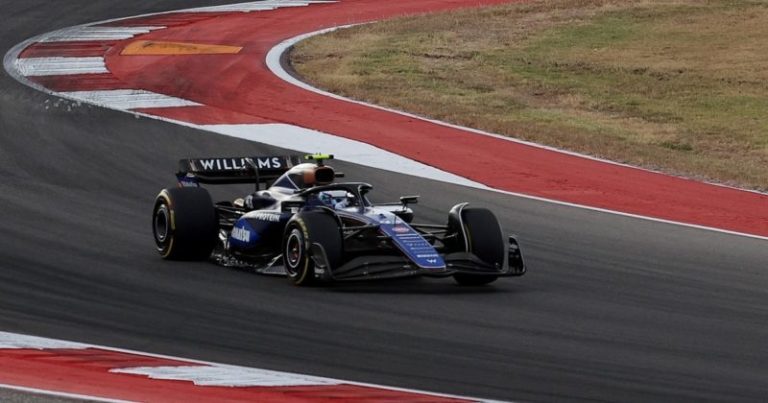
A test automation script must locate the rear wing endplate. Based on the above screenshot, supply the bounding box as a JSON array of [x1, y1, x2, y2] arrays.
[[176, 156, 301, 185]]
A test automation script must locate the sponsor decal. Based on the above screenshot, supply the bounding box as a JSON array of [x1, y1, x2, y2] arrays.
[[251, 212, 280, 222], [200, 158, 245, 171], [392, 225, 410, 234], [256, 157, 283, 169], [231, 226, 251, 242], [198, 157, 284, 171], [177, 174, 199, 187], [379, 222, 445, 269]]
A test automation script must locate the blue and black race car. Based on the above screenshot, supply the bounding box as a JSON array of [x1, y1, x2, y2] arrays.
[[152, 154, 526, 285]]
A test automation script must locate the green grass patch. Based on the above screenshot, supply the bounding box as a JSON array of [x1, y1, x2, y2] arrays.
[[291, 0, 768, 190]]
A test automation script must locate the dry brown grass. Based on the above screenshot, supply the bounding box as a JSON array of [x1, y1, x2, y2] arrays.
[[291, 0, 768, 191]]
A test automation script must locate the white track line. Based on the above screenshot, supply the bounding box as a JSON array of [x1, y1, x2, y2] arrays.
[[267, 25, 768, 198], [186, 1, 337, 13], [0, 331, 89, 349], [39, 26, 164, 42], [60, 89, 201, 109], [0, 384, 132, 403], [111, 365, 340, 387], [15, 57, 107, 76]]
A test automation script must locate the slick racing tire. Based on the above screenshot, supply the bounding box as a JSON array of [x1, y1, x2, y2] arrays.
[[152, 187, 218, 260], [282, 211, 342, 286], [453, 207, 504, 286]]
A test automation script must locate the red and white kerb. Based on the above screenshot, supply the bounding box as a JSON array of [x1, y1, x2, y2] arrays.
[[0, 331, 504, 402]]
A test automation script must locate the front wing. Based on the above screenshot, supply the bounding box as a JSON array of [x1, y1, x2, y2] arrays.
[[313, 236, 526, 282]]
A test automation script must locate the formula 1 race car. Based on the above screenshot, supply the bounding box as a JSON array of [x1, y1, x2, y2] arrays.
[[151, 154, 526, 285]]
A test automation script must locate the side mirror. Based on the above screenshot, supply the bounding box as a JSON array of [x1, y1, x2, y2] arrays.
[[399, 195, 419, 206]]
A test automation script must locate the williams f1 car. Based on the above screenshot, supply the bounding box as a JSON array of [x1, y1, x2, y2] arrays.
[[152, 154, 526, 285]]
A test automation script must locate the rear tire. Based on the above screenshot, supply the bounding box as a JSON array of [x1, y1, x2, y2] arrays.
[[152, 187, 218, 260], [282, 211, 342, 286], [453, 207, 504, 286]]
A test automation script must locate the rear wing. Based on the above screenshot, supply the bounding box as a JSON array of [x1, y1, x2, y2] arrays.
[[176, 156, 301, 186]]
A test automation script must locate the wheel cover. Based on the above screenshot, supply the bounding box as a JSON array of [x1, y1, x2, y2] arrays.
[[285, 229, 303, 274], [154, 205, 170, 243]]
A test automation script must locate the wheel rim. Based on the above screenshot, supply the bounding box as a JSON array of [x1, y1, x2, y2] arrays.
[[285, 229, 303, 274], [154, 205, 170, 243]]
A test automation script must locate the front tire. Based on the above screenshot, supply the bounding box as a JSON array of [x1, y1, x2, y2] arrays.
[[152, 187, 218, 260], [452, 207, 504, 286], [282, 211, 342, 286]]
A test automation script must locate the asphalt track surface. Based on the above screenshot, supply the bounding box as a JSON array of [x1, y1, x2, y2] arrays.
[[1, 1, 767, 402]]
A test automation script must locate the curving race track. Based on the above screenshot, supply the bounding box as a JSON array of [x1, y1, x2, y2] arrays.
[[1, 1, 768, 402]]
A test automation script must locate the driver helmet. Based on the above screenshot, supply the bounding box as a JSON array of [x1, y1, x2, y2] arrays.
[[318, 191, 349, 210]]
